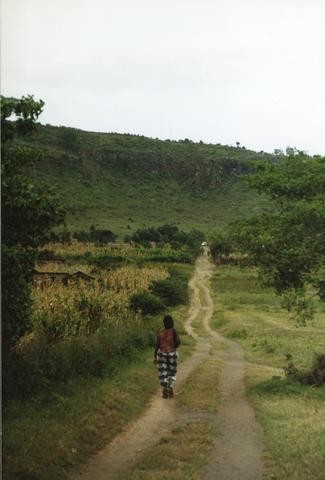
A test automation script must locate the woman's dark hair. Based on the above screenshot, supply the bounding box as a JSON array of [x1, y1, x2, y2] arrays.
[[163, 314, 174, 329]]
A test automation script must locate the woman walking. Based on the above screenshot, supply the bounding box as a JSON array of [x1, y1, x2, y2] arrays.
[[154, 314, 181, 398]]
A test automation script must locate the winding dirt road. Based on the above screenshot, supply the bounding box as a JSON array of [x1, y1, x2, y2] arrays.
[[71, 252, 264, 479]]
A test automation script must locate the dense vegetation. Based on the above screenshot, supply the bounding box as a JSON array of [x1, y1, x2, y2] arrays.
[[1, 97, 195, 402], [15, 122, 275, 236], [130, 266, 189, 315], [23, 123, 274, 189], [210, 153, 325, 325], [50, 225, 117, 244], [4, 240, 194, 402], [128, 223, 204, 250], [1, 96, 65, 400]]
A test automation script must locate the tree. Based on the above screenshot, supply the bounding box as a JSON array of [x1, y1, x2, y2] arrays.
[[1, 95, 65, 355], [209, 232, 232, 260], [227, 153, 325, 323], [273, 148, 284, 156]]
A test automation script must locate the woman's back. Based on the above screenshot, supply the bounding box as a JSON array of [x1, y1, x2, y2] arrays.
[[159, 328, 176, 353]]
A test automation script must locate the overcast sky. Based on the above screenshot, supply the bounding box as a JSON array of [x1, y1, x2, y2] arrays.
[[1, 0, 325, 154]]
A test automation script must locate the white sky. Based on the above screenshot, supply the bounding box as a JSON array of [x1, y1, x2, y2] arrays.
[[1, 0, 325, 154]]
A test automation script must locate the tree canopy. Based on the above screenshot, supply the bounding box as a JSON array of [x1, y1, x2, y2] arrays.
[[1, 95, 65, 352], [218, 153, 325, 323]]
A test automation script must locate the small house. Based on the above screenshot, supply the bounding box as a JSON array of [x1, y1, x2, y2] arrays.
[[32, 271, 70, 288], [33, 270, 95, 288]]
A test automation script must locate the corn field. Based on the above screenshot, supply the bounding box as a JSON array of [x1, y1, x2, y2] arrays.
[[42, 241, 191, 261], [32, 263, 168, 341]]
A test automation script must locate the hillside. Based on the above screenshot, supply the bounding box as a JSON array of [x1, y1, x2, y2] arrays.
[[19, 124, 273, 238]]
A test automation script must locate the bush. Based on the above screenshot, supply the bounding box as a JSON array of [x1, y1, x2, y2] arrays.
[[129, 292, 165, 315], [3, 321, 156, 402], [252, 377, 305, 396], [284, 353, 325, 386], [209, 232, 232, 260], [149, 266, 189, 307], [130, 224, 204, 255], [150, 278, 188, 306], [73, 225, 117, 244], [3, 336, 107, 400]]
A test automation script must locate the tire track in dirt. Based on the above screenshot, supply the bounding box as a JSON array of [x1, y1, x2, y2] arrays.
[[71, 251, 265, 480]]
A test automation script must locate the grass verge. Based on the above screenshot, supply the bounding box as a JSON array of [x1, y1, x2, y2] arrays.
[[3, 352, 157, 480], [211, 265, 325, 480], [177, 346, 220, 412]]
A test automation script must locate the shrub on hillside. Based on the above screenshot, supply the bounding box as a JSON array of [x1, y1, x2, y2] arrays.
[[131, 227, 162, 245], [129, 292, 165, 315], [209, 232, 232, 260], [73, 225, 117, 244], [130, 224, 204, 254]]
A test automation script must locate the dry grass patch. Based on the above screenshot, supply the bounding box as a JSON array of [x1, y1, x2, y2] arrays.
[[248, 363, 325, 480], [178, 349, 220, 412], [127, 421, 216, 480], [191, 315, 210, 337]]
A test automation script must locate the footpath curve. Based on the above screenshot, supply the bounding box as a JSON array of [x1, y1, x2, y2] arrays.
[[71, 252, 264, 480]]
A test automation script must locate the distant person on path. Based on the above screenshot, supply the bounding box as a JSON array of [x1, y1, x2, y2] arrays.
[[154, 314, 181, 398]]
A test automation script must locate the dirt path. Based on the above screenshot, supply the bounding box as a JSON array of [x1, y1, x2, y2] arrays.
[[198, 254, 265, 480], [71, 252, 264, 480]]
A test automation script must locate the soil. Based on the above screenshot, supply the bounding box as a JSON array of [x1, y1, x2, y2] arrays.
[[71, 251, 265, 479]]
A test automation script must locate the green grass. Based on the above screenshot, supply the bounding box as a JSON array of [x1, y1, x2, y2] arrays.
[[21, 123, 271, 237], [35, 168, 265, 238], [3, 352, 157, 480], [211, 266, 325, 480]]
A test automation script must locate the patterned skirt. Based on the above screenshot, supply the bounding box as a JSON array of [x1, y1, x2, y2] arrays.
[[157, 350, 178, 388]]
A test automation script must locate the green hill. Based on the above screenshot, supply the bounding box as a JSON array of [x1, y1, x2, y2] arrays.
[[20, 123, 273, 238]]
